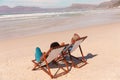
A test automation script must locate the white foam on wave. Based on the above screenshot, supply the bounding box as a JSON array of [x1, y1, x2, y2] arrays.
[[0, 9, 110, 21], [1, 8, 120, 20], [0, 11, 85, 21]]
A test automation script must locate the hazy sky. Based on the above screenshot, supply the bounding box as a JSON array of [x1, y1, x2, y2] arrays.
[[0, 0, 111, 8]]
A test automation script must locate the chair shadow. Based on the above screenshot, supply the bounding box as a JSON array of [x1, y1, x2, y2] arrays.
[[48, 53, 97, 69], [84, 53, 98, 60], [44, 60, 72, 78], [38, 53, 97, 78], [70, 53, 98, 66], [48, 59, 72, 72]]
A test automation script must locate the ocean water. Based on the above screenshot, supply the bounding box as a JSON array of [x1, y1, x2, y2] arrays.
[[0, 9, 120, 40]]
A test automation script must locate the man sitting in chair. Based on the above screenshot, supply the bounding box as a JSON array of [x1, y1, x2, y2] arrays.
[[65, 33, 81, 52], [32, 42, 61, 70], [70, 33, 87, 50]]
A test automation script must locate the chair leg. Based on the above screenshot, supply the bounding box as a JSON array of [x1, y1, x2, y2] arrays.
[[62, 58, 69, 72], [40, 66, 53, 78], [68, 51, 77, 68], [32, 60, 40, 70], [46, 64, 54, 78], [61, 52, 69, 72], [79, 45, 87, 64], [68, 45, 87, 68], [42, 55, 54, 78]]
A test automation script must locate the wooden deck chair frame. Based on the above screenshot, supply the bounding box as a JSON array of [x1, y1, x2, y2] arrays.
[[38, 45, 69, 78], [67, 36, 88, 68]]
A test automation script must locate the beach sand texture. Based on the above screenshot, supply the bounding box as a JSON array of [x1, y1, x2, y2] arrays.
[[0, 9, 120, 80]]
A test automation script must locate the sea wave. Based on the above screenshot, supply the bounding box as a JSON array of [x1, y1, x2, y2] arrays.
[[0, 11, 84, 21], [0, 9, 119, 21]]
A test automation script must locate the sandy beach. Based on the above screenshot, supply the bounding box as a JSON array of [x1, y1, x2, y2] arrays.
[[0, 20, 120, 80]]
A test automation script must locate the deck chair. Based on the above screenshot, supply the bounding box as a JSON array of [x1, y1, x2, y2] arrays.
[[64, 36, 88, 68], [33, 45, 69, 78]]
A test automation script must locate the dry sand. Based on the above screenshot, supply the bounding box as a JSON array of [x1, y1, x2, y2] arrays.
[[0, 22, 120, 80]]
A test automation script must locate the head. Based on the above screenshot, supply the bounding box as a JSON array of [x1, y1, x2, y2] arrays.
[[71, 33, 80, 44], [50, 42, 60, 49]]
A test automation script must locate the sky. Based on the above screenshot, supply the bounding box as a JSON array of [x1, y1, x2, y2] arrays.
[[0, 0, 111, 8]]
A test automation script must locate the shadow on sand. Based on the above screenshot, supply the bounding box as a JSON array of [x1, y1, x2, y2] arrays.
[[69, 53, 98, 66], [85, 53, 98, 60], [49, 53, 98, 68]]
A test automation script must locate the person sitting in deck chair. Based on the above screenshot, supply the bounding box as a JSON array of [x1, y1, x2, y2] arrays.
[[32, 42, 61, 70], [67, 33, 81, 52], [68, 33, 87, 54], [71, 33, 80, 43]]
